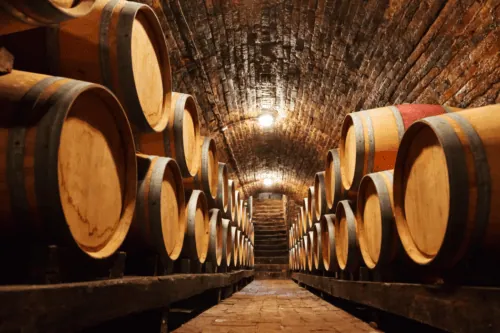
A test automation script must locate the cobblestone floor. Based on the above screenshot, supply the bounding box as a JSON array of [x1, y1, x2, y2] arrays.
[[173, 280, 380, 333]]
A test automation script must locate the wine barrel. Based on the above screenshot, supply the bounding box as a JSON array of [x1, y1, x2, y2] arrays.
[[307, 230, 317, 271], [314, 171, 328, 221], [183, 136, 219, 208], [181, 190, 209, 264], [312, 222, 323, 271], [240, 200, 247, 233], [248, 196, 253, 221], [0, 0, 95, 36], [307, 187, 315, 228], [136, 93, 200, 177], [393, 105, 500, 268], [304, 235, 313, 272], [207, 208, 223, 267], [236, 229, 243, 267], [335, 200, 360, 272], [320, 214, 339, 272], [3, 0, 173, 133], [325, 149, 344, 212], [0, 71, 136, 258], [227, 180, 236, 221], [221, 218, 231, 268], [216, 163, 229, 215], [234, 190, 241, 227], [249, 222, 254, 245], [130, 154, 185, 262], [296, 239, 303, 271], [249, 243, 254, 268], [340, 105, 460, 194], [357, 170, 399, 269], [229, 225, 238, 268]]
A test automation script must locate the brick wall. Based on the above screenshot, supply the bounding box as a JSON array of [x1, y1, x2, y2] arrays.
[[143, 0, 500, 202]]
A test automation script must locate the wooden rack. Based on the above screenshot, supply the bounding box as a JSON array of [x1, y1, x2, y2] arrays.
[[292, 272, 500, 333], [0, 270, 254, 333]]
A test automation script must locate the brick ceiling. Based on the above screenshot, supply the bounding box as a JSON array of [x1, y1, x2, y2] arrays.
[[151, 0, 499, 201]]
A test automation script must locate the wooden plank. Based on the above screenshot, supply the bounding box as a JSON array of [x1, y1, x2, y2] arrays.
[[0, 270, 253, 333], [292, 272, 500, 333]]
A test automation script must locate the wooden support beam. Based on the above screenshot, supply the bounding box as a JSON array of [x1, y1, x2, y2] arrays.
[[0, 270, 254, 333], [292, 272, 500, 333]]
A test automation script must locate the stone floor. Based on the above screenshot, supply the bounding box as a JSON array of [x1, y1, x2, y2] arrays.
[[173, 280, 380, 333]]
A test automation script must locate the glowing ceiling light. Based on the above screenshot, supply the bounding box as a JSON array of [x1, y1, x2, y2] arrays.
[[263, 178, 274, 186], [258, 113, 275, 128]]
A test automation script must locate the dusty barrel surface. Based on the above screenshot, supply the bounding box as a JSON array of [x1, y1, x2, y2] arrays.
[[207, 208, 223, 267], [183, 136, 219, 208], [325, 149, 344, 212], [335, 200, 360, 272], [314, 171, 328, 221], [320, 214, 338, 272], [339, 105, 459, 194], [216, 163, 229, 215], [130, 154, 185, 262], [298, 205, 306, 236], [0, 70, 136, 258], [0, 0, 96, 36], [393, 105, 500, 269], [181, 190, 209, 264], [357, 170, 398, 269], [137, 92, 200, 177]]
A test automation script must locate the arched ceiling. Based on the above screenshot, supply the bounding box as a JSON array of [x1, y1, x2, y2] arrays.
[[148, 0, 499, 201]]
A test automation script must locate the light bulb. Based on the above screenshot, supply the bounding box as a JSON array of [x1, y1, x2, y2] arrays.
[[263, 178, 273, 186], [258, 113, 274, 128]]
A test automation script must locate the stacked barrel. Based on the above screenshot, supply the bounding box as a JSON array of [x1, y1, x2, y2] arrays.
[[290, 104, 500, 284], [0, 0, 253, 281]]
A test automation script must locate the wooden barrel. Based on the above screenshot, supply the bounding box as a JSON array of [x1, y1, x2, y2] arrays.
[[289, 224, 295, 249], [0, 0, 96, 36], [303, 235, 312, 272], [312, 222, 323, 271], [216, 163, 229, 215], [181, 190, 209, 264], [240, 200, 247, 233], [339, 105, 460, 194], [227, 180, 236, 221], [229, 225, 238, 268], [249, 222, 254, 245], [207, 208, 223, 267], [130, 154, 185, 262], [234, 190, 241, 227], [183, 136, 219, 208], [320, 214, 339, 272], [248, 196, 253, 221], [0, 70, 136, 259], [221, 218, 231, 267], [296, 239, 303, 271], [250, 243, 254, 268], [3, 0, 173, 133], [357, 170, 399, 269], [314, 171, 328, 221], [307, 230, 316, 271], [393, 105, 500, 268], [236, 229, 243, 267], [335, 200, 360, 272], [300, 199, 306, 236], [136, 93, 200, 177], [325, 149, 344, 212], [307, 187, 315, 228]]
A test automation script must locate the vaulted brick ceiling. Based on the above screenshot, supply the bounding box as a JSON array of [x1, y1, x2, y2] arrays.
[[152, 0, 499, 201]]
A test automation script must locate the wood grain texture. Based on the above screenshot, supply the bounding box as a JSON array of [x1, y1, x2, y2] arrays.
[[292, 272, 500, 333]]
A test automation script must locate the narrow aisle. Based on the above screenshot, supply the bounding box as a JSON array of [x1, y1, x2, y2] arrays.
[[173, 280, 379, 333]]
